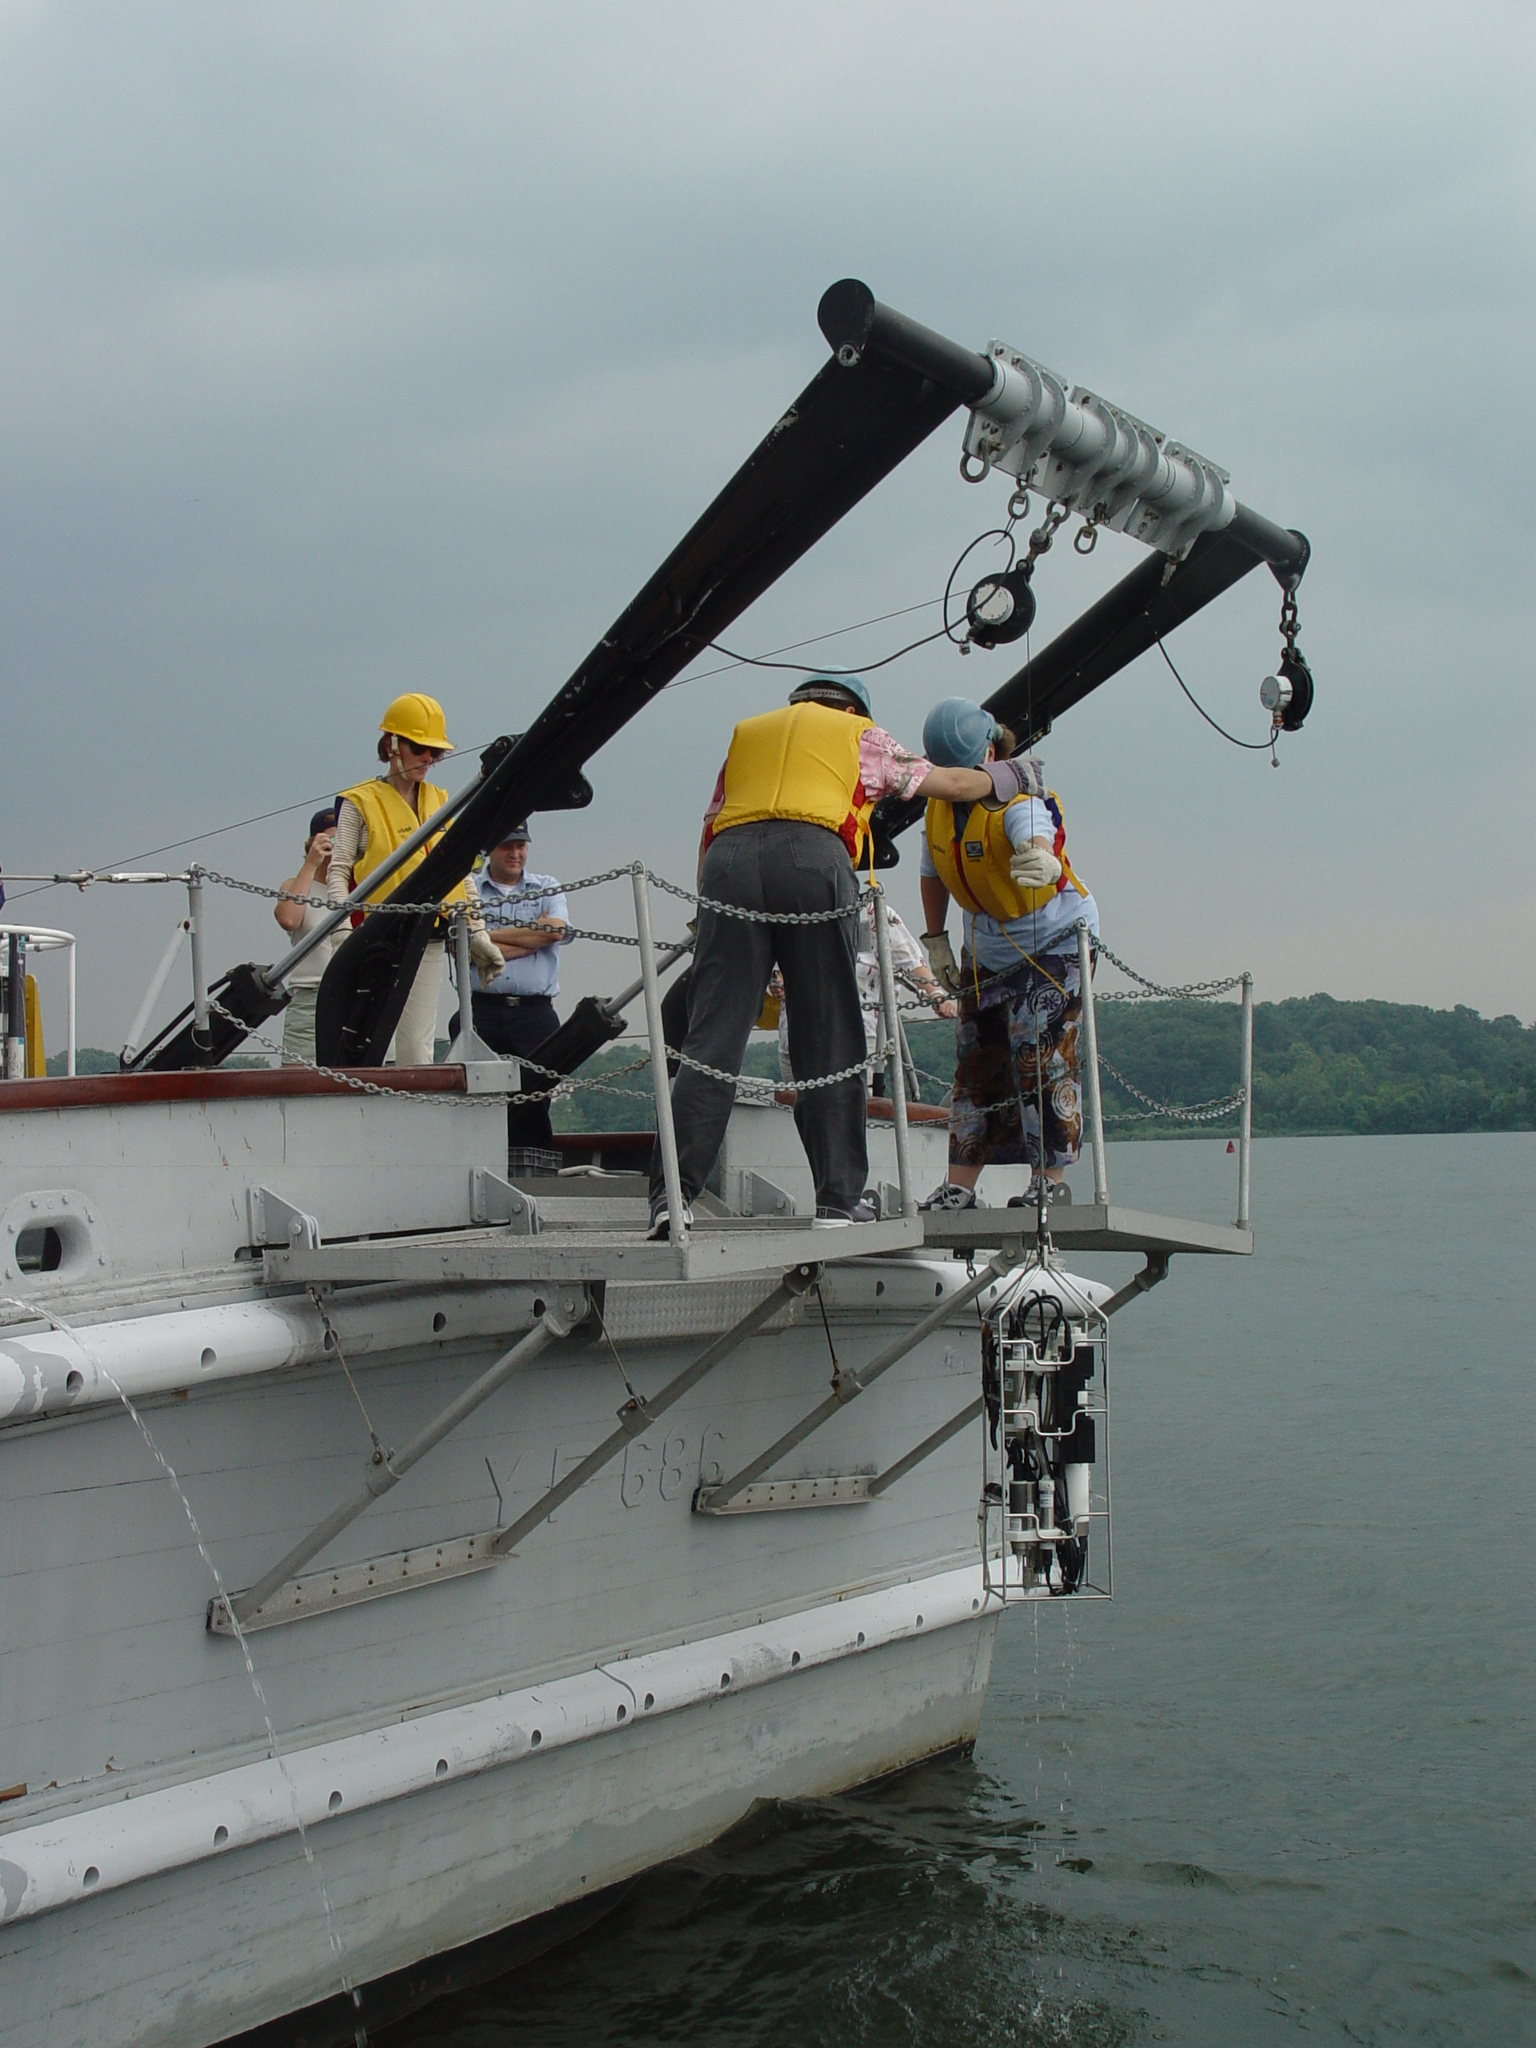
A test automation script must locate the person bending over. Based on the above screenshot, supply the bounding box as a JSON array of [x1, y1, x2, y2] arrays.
[[648, 672, 1030, 1239]]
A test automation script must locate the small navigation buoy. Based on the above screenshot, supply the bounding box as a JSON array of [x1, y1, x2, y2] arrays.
[[1226, 1140, 1235, 1153]]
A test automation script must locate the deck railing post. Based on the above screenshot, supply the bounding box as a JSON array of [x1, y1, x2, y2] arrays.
[[65, 935, 76, 1076], [453, 903, 475, 1053], [4, 932, 25, 1080], [1237, 971, 1254, 1230], [187, 869, 210, 1049], [1077, 921, 1109, 1207], [633, 865, 686, 1242], [872, 882, 915, 1218]]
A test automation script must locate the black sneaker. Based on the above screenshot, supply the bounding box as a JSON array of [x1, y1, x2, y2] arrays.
[[810, 1199, 879, 1228], [647, 1198, 693, 1241]]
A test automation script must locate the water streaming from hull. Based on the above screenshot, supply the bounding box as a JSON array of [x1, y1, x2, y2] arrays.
[[1, 1296, 368, 2046]]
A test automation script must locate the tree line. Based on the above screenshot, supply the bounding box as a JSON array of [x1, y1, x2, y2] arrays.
[[546, 994, 1536, 1138]]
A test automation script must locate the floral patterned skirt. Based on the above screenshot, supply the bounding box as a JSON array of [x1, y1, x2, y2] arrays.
[[948, 950, 1083, 1170]]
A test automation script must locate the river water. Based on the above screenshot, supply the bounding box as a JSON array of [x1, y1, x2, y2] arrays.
[[388, 1133, 1535, 2045]]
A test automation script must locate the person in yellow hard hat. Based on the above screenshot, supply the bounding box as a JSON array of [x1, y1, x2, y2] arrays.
[[326, 694, 501, 1066]]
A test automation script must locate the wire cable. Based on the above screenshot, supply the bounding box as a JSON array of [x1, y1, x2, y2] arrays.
[[705, 624, 948, 676], [690, 522, 1016, 682], [4, 736, 497, 904], [664, 599, 942, 688], [1156, 636, 1275, 752]]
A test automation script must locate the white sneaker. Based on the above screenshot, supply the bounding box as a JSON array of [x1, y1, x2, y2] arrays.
[[647, 1199, 693, 1241], [919, 1181, 977, 1212]]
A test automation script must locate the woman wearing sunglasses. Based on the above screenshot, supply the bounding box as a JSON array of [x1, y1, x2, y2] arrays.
[[327, 693, 494, 1066]]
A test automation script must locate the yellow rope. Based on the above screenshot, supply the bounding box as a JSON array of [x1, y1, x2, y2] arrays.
[[962, 905, 1070, 999]]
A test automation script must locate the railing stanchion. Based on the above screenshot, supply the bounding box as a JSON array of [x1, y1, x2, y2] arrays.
[[633, 866, 686, 1243], [187, 869, 210, 1049], [1237, 971, 1254, 1230], [872, 883, 915, 1217], [4, 932, 25, 1080], [453, 904, 475, 1054], [1077, 921, 1109, 1208], [65, 935, 76, 1077]]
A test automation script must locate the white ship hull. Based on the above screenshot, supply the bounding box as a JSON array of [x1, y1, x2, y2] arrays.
[[0, 1069, 1022, 2046]]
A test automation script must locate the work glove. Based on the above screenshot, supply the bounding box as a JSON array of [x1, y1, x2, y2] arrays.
[[1009, 845, 1062, 891], [921, 930, 962, 994], [985, 754, 1046, 802], [469, 929, 506, 986]]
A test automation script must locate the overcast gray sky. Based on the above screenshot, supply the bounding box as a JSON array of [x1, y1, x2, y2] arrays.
[[4, 1, 1533, 1051]]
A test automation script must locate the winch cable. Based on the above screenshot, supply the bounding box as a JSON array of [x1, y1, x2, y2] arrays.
[[592, 1296, 641, 1405], [308, 1286, 385, 1460], [5, 731, 499, 907], [704, 524, 1005, 679], [705, 622, 949, 675], [1156, 635, 1277, 756], [667, 597, 942, 686], [812, 1283, 840, 1379]]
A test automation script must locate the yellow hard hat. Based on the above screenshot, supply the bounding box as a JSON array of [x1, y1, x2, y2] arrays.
[[379, 692, 452, 751]]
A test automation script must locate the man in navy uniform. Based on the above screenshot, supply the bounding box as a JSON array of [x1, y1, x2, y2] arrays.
[[455, 823, 569, 1153]]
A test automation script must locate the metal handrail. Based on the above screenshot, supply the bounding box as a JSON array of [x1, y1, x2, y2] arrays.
[[1, 924, 77, 1079]]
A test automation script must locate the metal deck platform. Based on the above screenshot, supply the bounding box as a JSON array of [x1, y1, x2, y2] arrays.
[[919, 1203, 1252, 1259], [264, 1213, 925, 1288], [263, 1199, 1246, 1292]]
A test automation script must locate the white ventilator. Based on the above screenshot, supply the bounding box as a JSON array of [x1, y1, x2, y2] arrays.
[[960, 343, 1235, 559]]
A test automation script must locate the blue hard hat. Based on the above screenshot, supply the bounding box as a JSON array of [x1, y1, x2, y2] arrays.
[[923, 697, 997, 767], [789, 671, 873, 717]]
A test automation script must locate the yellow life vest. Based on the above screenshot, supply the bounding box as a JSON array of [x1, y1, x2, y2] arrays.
[[23, 974, 44, 1077], [923, 790, 1087, 922], [339, 777, 467, 909], [711, 702, 876, 866]]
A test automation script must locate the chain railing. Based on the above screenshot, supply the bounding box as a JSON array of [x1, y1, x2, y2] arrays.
[[1091, 937, 1243, 1003], [36, 854, 1256, 1227], [1095, 1054, 1244, 1126]]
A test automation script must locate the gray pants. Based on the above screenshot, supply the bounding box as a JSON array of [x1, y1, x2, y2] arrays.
[[651, 820, 868, 1215], [280, 983, 320, 1065]]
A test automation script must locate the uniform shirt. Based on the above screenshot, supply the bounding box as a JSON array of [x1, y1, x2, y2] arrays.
[[920, 795, 1098, 971], [703, 724, 934, 834], [469, 870, 568, 998]]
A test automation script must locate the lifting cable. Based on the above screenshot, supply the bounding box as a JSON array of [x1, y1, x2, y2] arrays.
[[1156, 635, 1276, 756]]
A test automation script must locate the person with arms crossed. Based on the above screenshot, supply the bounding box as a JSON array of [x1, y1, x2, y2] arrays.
[[456, 823, 569, 1154]]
